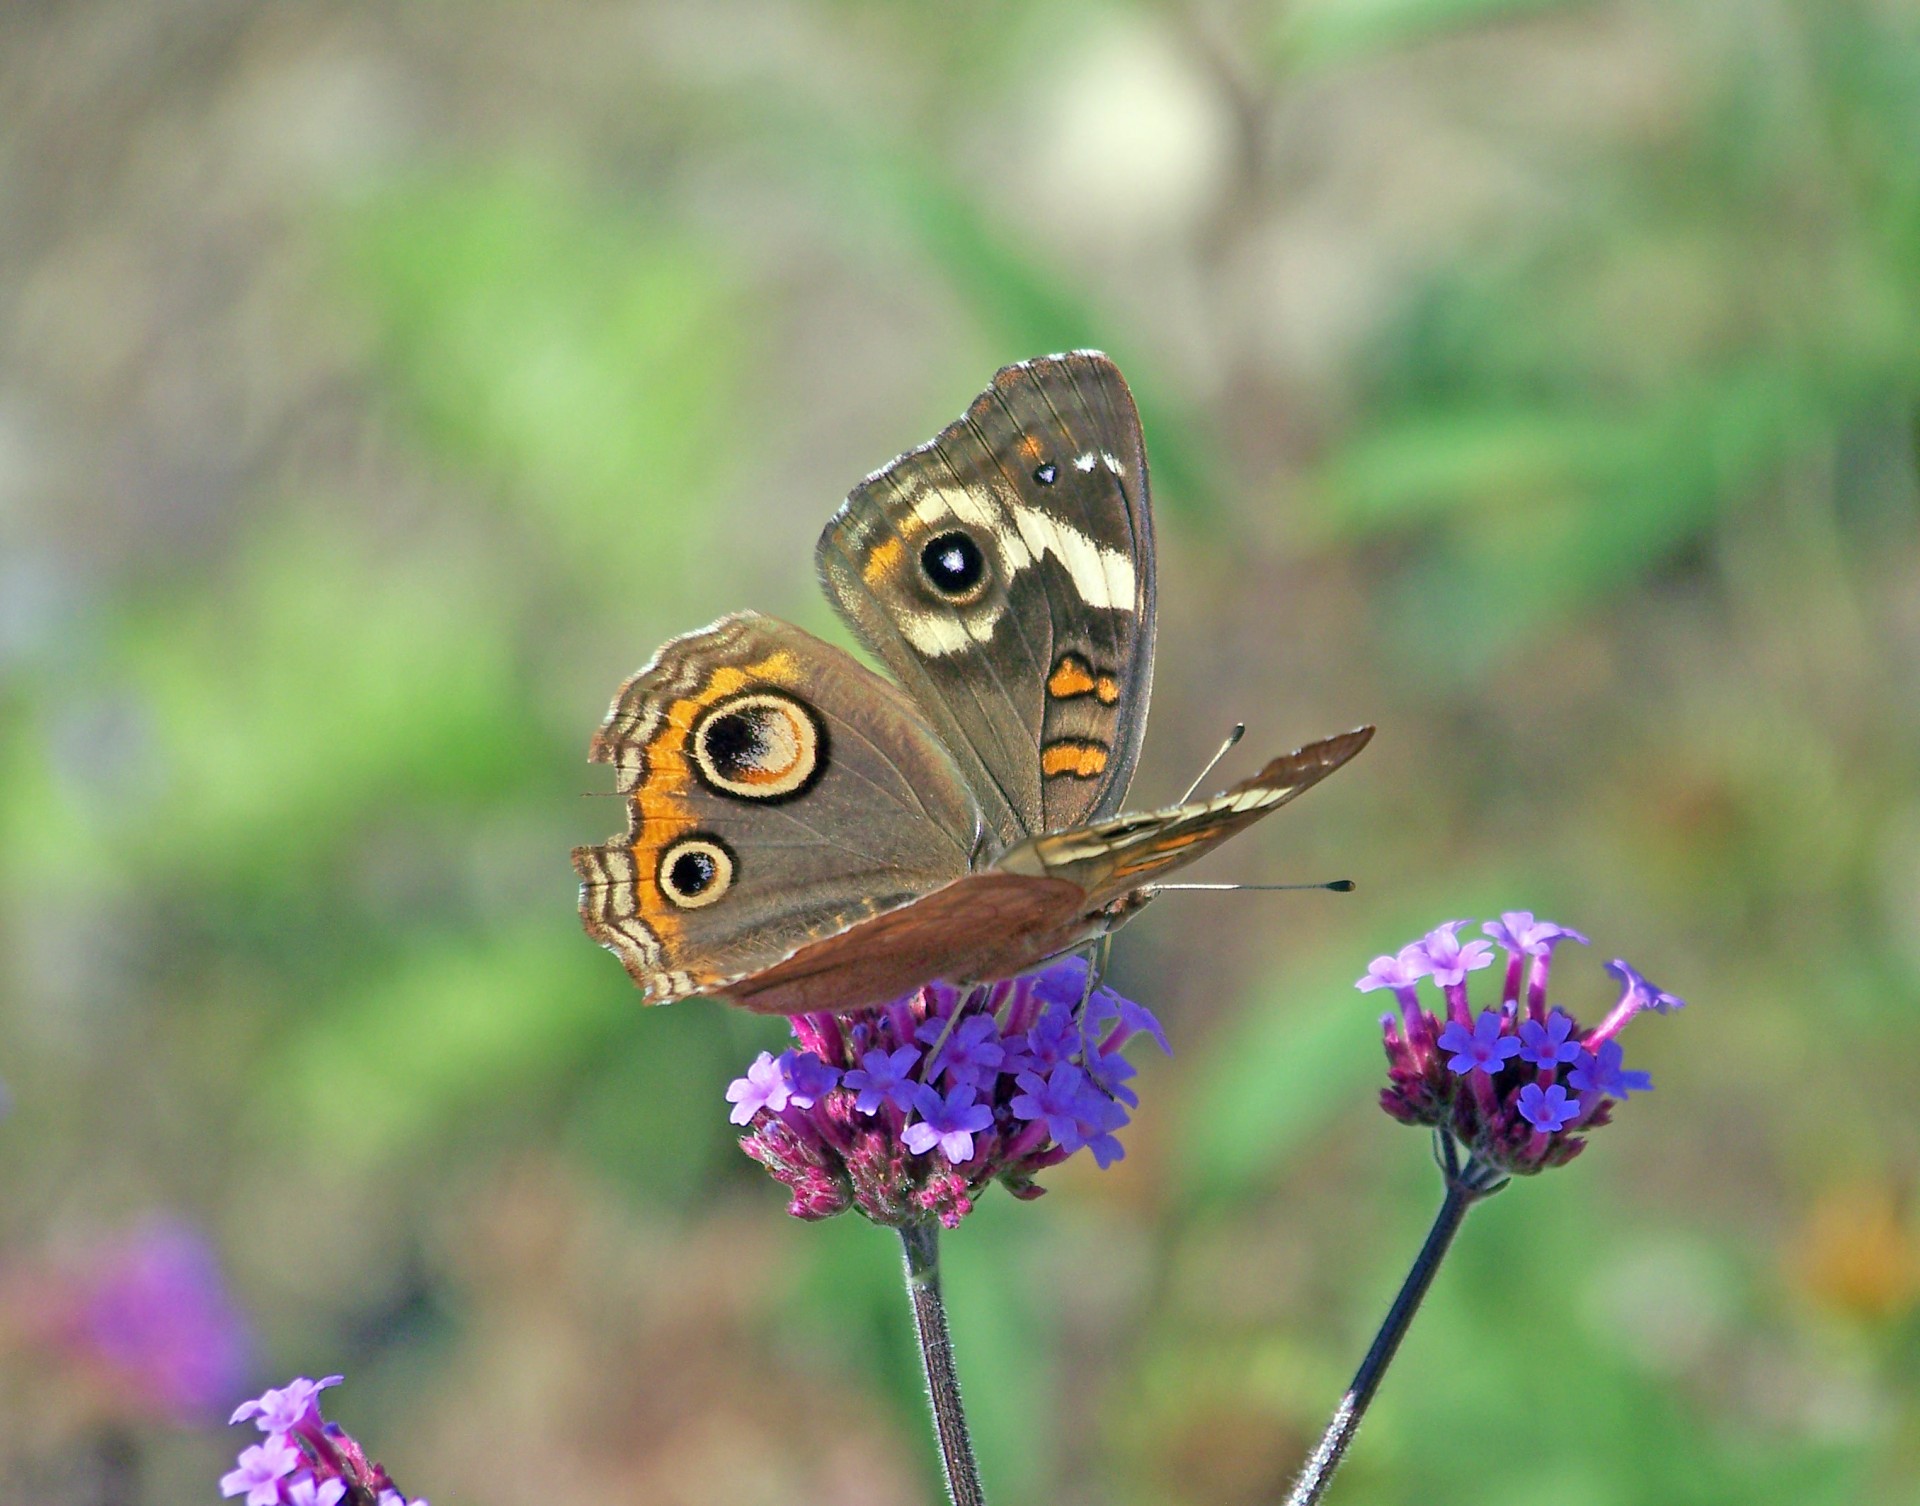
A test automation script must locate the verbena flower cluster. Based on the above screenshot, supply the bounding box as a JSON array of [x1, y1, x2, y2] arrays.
[[221, 1375, 425, 1506], [725, 957, 1169, 1228], [1360, 913, 1683, 1175]]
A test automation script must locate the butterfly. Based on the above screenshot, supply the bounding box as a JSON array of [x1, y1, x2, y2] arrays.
[[574, 351, 1372, 1015]]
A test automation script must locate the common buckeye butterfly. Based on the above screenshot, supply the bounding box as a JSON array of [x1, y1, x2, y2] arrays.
[[575, 352, 1372, 1014]]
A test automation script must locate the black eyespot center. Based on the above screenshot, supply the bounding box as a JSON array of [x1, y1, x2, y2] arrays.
[[670, 848, 716, 895], [703, 708, 764, 779], [920, 530, 987, 597], [1033, 462, 1057, 485]]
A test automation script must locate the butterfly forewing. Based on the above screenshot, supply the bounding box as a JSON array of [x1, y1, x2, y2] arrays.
[[994, 727, 1376, 905], [816, 351, 1155, 849]]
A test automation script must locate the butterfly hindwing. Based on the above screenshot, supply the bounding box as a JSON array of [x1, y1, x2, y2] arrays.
[[816, 351, 1155, 848], [573, 612, 983, 1002]]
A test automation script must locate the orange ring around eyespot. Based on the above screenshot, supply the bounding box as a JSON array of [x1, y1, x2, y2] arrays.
[[689, 690, 825, 802]]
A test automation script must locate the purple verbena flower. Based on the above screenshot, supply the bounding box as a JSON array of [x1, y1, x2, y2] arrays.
[[1483, 912, 1589, 958], [842, 1045, 922, 1114], [1567, 1039, 1653, 1099], [1516, 1011, 1580, 1068], [1373, 915, 1679, 1177], [779, 1049, 840, 1108], [221, 1437, 301, 1505], [1516, 1082, 1580, 1132], [1437, 1012, 1522, 1076], [1411, 920, 1495, 987], [223, 1374, 422, 1506], [1357, 948, 1428, 995], [916, 1014, 1005, 1087], [725, 959, 1166, 1228], [904, 1083, 995, 1165], [1017, 1003, 1079, 1073], [283, 1475, 348, 1506], [725, 1052, 789, 1124], [230, 1374, 343, 1433], [1010, 1062, 1088, 1149]]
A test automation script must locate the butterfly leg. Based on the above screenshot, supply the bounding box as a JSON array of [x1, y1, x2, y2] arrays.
[[1075, 933, 1115, 1018]]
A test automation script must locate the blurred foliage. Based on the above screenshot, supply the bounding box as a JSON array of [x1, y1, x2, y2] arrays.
[[2, 0, 1917, 1503]]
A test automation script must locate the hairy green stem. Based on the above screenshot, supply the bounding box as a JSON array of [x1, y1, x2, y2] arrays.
[[900, 1221, 985, 1506]]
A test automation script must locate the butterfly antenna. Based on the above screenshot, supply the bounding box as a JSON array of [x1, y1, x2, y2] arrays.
[[1177, 723, 1246, 803], [1149, 879, 1356, 894]]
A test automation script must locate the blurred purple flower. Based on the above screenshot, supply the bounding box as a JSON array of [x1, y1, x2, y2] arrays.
[[71, 1218, 253, 1424], [282, 1476, 347, 1506]]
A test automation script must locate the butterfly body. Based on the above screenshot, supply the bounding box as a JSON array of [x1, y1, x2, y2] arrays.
[[575, 353, 1371, 1014]]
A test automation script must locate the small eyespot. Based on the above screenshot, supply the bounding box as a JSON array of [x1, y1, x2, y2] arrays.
[[920, 530, 988, 599], [657, 835, 735, 908], [1033, 462, 1057, 486]]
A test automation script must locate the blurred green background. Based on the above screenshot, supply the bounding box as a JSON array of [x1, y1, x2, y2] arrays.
[[2, 1, 1917, 1502]]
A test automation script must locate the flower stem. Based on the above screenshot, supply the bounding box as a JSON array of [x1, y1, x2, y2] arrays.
[[1285, 1136, 1503, 1506], [900, 1221, 986, 1506]]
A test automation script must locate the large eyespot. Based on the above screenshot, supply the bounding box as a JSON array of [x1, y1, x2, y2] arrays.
[[690, 690, 827, 802], [1032, 462, 1057, 485], [657, 834, 735, 908], [920, 530, 988, 600]]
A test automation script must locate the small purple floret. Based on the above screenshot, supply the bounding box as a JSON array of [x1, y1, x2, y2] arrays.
[[1517, 1011, 1580, 1068], [1483, 912, 1589, 957], [220, 1437, 300, 1506], [904, 1083, 995, 1165], [1605, 959, 1686, 1014], [917, 1014, 1006, 1087], [779, 1049, 840, 1107], [1568, 1039, 1653, 1098], [1437, 1011, 1522, 1076], [284, 1475, 349, 1506], [1517, 1082, 1580, 1132], [1412, 921, 1496, 986], [842, 1045, 922, 1114], [229, 1373, 344, 1432], [1011, 1062, 1088, 1149], [725, 1052, 788, 1124], [1356, 948, 1428, 993]]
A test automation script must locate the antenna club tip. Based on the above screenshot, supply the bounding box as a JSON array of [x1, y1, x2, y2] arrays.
[[1328, 878, 1356, 892]]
